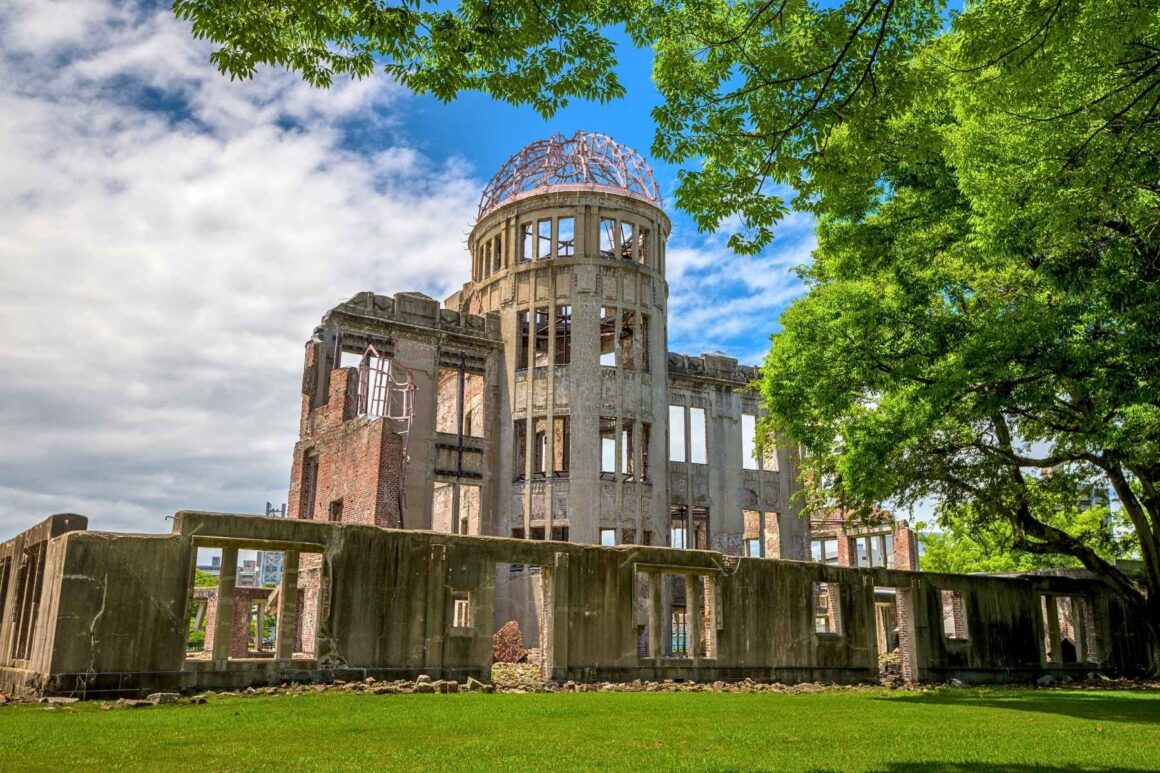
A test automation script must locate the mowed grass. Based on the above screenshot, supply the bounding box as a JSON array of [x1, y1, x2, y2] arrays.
[[2, 687, 1159, 771]]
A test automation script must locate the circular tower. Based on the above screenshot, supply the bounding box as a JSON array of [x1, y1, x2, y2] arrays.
[[465, 131, 671, 546]]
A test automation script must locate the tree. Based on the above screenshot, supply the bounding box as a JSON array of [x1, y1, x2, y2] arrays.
[[179, 1, 1160, 658], [741, 1, 1160, 661], [918, 499, 1137, 576], [194, 569, 219, 587]]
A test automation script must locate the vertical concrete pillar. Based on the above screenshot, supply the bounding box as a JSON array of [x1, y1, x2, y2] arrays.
[[685, 573, 700, 660], [423, 544, 448, 671], [1044, 595, 1062, 664], [275, 551, 299, 660], [648, 570, 662, 660], [212, 547, 238, 663], [551, 552, 569, 677]]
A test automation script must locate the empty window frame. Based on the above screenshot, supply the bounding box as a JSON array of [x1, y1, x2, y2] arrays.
[[689, 407, 707, 464], [599, 217, 617, 258], [599, 306, 617, 366], [600, 416, 617, 478], [557, 216, 574, 257], [516, 310, 531, 369], [741, 413, 759, 470], [640, 314, 650, 373], [641, 422, 651, 481], [452, 592, 472, 628], [600, 528, 616, 547], [811, 538, 840, 565], [493, 235, 503, 271], [555, 305, 572, 365], [328, 500, 343, 523], [639, 226, 651, 265], [534, 307, 551, 367], [669, 405, 686, 462], [551, 526, 570, 542], [852, 534, 893, 568], [533, 418, 550, 477], [484, 240, 493, 277], [520, 222, 534, 262], [619, 221, 635, 260], [671, 607, 689, 655], [744, 538, 761, 557], [941, 590, 968, 641], [537, 219, 552, 260], [300, 452, 319, 520], [813, 582, 842, 635], [618, 311, 637, 370], [513, 419, 528, 480], [670, 507, 687, 549], [553, 416, 570, 474], [620, 420, 634, 480]]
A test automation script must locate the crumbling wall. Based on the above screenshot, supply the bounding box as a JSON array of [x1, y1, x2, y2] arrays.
[[1, 510, 1150, 698]]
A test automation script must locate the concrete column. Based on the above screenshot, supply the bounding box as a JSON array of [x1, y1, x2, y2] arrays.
[[1045, 595, 1062, 664], [275, 551, 299, 660], [211, 547, 238, 663], [648, 571, 662, 660], [423, 544, 447, 671], [685, 573, 700, 660]]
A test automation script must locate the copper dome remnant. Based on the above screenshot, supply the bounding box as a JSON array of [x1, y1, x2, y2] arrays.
[[478, 131, 662, 220]]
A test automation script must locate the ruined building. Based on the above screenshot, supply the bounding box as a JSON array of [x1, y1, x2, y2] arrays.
[[0, 134, 1152, 698]]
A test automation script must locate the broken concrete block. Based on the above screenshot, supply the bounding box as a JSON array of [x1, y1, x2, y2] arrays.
[[147, 692, 180, 705], [415, 674, 432, 685], [443, 681, 459, 694], [42, 697, 79, 705], [1036, 675, 1055, 687], [190, 695, 208, 705], [413, 682, 436, 694], [465, 677, 484, 691]]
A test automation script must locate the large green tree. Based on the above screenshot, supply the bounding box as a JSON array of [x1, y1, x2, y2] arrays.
[[179, 0, 1160, 655]]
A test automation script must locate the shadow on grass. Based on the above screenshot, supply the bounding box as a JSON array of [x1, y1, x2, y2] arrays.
[[873, 688, 1160, 725], [802, 761, 1155, 766]]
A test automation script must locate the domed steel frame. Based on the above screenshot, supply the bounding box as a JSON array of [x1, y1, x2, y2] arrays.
[[477, 130, 662, 220]]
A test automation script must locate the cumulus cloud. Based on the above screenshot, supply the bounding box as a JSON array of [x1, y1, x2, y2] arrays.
[[0, 1, 480, 537], [666, 210, 815, 365]]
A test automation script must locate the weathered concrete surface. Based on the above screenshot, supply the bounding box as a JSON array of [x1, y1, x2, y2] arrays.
[[0, 511, 1150, 698]]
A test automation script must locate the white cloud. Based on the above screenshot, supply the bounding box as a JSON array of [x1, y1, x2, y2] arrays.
[[0, 1, 480, 537], [666, 210, 815, 365]]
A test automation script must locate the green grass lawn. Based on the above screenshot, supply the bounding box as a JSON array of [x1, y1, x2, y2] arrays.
[[2, 687, 1158, 771]]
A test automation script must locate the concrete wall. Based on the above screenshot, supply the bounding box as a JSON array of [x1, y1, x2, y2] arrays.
[[0, 511, 1150, 698]]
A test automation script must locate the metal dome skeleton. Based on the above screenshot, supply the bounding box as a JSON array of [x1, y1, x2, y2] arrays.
[[477, 131, 662, 220]]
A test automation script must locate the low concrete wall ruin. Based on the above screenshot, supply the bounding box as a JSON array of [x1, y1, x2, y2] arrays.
[[0, 512, 1151, 698]]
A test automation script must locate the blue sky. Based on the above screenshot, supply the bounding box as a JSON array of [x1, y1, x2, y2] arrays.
[[0, 0, 812, 537]]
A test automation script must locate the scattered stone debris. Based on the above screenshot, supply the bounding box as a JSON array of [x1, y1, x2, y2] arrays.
[[147, 692, 180, 705], [490, 662, 544, 689]]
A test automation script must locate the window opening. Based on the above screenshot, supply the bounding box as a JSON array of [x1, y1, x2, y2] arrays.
[[814, 582, 842, 635], [619, 221, 635, 260], [742, 414, 759, 470], [557, 216, 574, 257], [300, 452, 319, 520], [520, 222, 533, 262], [941, 589, 968, 641], [494, 235, 504, 271], [669, 405, 686, 462], [689, 407, 707, 464], [599, 306, 617, 366], [640, 314, 650, 373], [328, 500, 343, 523], [600, 528, 616, 547], [553, 416, 569, 474], [452, 593, 473, 628], [513, 419, 528, 480], [619, 310, 636, 370], [641, 422, 651, 481], [537, 219, 552, 260], [600, 416, 617, 478], [555, 305, 572, 364], [599, 218, 616, 258], [534, 307, 551, 367], [621, 420, 635, 480], [639, 227, 651, 265], [516, 310, 530, 369], [811, 538, 840, 565]]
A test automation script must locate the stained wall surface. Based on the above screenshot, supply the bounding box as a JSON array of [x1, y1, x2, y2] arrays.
[[0, 512, 1150, 698]]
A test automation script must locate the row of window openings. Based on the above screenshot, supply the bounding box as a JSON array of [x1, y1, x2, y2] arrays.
[[514, 306, 651, 372], [810, 534, 896, 569], [476, 216, 654, 280]]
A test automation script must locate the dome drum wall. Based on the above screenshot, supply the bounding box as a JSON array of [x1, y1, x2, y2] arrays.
[[467, 190, 671, 547]]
